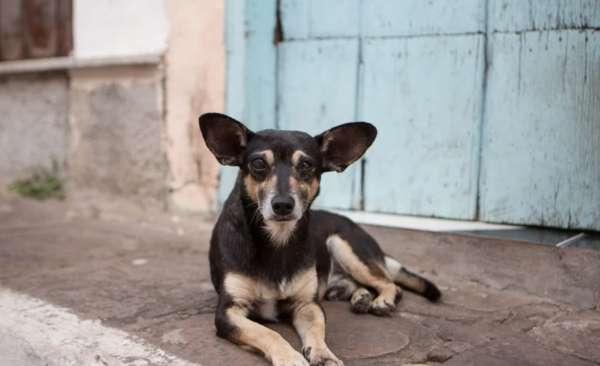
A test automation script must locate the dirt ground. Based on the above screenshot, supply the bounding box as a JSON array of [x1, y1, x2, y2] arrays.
[[1, 192, 599, 366]]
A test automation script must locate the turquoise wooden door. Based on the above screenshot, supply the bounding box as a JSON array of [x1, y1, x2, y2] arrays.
[[223, 0, 600, 231], [480, 1, 600, 230]]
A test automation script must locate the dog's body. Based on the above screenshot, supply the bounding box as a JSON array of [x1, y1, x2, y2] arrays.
[[200, 113, 440, 366]]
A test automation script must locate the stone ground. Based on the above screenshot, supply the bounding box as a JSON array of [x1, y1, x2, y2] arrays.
[[0, 192, 599, 366]]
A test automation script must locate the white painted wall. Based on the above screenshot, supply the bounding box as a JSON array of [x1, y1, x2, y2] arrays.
[[74, 0, 169, 59]]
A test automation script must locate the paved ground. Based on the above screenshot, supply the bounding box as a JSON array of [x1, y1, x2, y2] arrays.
[[0, 192, 599, 366]]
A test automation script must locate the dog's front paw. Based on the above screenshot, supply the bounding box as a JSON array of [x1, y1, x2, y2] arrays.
[[271, 349, 310, 366], [369, 296, 396, 317], [302, 346, 344, 366]]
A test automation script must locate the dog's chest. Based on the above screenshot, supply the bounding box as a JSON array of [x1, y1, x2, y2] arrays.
[[224, 268, 318, 321], [251, 289, 282, 321]]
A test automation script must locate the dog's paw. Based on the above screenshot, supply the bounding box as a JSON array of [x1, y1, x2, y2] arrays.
[[368, 296, 395, 317], [302, 346, 344, 366], [271, 349, 310, 366], [350, 289, 372, 314], [324, 286, 352, 301]]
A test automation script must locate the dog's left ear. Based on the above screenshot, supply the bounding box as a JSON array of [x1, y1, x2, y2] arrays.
[[315, 122, 377, 173], [199, 113, 254, 166]]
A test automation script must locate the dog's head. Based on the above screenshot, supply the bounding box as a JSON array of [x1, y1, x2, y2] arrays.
[[200, 113, 377, 244]]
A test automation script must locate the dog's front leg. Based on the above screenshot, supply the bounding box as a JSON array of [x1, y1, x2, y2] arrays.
[[292, 302, 343, 366], [216, 304, 309, 366]]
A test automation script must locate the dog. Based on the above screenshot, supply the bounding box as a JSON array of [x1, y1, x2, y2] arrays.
[[199, 113, 441, 366]]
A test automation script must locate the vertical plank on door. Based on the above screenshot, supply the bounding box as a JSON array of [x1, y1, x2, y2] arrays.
[[361, 35, 485, 219], [219, 0, 278, 207], [0, 0, 24, 61], [480, 30, 600, 230], [490, 0, 600, 32], [278, 39, 360, 209], [24, 0, 58, 58], [362, 0, 485, 37]]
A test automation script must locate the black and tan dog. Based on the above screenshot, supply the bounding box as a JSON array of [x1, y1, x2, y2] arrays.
[[199, 113, 441, 366]]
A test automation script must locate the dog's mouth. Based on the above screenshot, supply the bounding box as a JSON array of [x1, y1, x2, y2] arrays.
[[271, 215, 296, 222]]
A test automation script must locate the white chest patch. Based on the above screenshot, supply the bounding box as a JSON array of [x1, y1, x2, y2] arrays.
[[263, 220, 297, 247]]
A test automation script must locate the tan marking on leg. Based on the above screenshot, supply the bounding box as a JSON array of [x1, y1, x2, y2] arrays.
[[292, 302, 342, 366], [326, 235, 400, 315], [224, 273, 258, 308], [286, 267, 319, 303], [226, 306, 309, 366]]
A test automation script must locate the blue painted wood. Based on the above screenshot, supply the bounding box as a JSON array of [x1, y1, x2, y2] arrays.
[[362, 0, 485, 37], [361, 35, 485, 219], [280, 0, 360, 40], [227, 0, 599, 230], [277, 39, 360, 209], [280, 0, 309, 40], [480, 30, 600, 230], [490, 0, 600, 32], [309, 0, 360, 38], [244, 0, 278, 132], [220, 0, 278, 207], [219, 0, 246, 208]]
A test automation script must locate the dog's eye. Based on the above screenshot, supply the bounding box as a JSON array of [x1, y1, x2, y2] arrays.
[[300, 161, 312, 171], [251, 158, 267, 171]]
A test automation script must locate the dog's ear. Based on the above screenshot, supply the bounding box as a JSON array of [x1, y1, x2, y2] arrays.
[[315, 122, 377, 173], [199, 113, 254, 166]]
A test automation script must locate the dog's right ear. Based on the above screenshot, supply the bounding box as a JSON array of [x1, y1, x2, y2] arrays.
[[199, 113, 254, 166]]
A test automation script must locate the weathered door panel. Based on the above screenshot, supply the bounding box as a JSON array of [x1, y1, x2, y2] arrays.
[[280, 0, 360, 40], [225, 0, 600, 231], [278, 39, 360, 209], [480, 30, 600, 230], [361, 35, 485, 219], [490, 0, 600, 32], [362, 0, 485, 37]]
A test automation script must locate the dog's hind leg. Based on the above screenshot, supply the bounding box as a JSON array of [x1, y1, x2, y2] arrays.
[[384, 255, 441, 302], [326, 234, 401, 317], [324, 266, 357, 301]]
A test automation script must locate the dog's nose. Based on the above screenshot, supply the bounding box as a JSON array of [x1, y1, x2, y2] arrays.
[[271, 195, 295, 216]]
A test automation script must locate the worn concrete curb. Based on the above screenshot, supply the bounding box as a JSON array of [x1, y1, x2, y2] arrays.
[[0, 288, 200, 366]]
